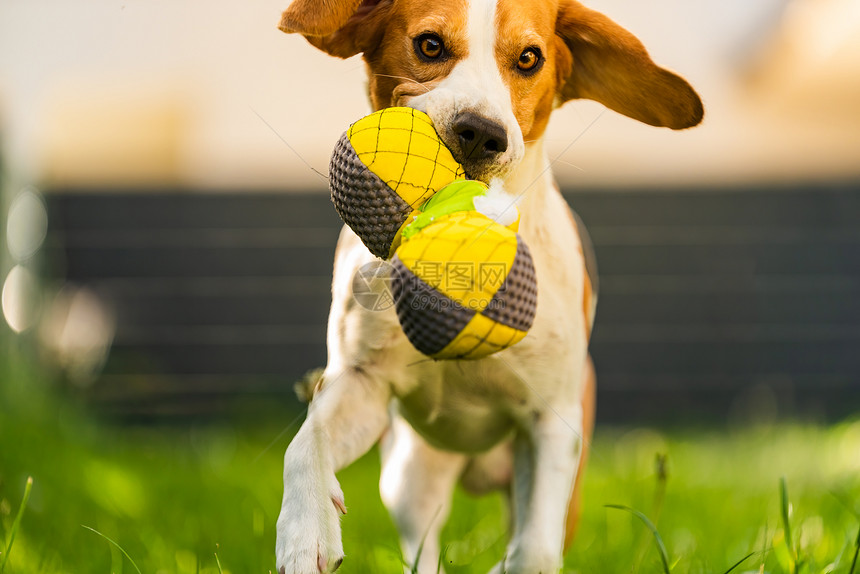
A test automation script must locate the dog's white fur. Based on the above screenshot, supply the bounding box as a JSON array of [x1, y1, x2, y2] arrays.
[[275, 1, 702, 572]]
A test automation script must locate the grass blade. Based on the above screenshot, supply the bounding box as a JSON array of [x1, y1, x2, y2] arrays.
[[779, 476, 796, 574], [605, 504, 671, 574], [779, 477, 793, 554], [849, 523, 860, 574], [0, 476, 33, 574], [81, 525, 143, 574], [436, 544, 449, 574], [758, 523, 770, 574], [410, 530, 427, 574], [410, 505, 442, 574], [722, 551, 756, 574], [632, 455, 670, 572], [653, 453, 669, 524]]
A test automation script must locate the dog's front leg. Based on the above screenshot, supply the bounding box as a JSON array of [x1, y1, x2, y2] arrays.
[[276, 367, 391, 574], [499, 402, 584, 574]]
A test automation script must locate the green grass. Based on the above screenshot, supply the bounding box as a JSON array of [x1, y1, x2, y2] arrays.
[[0, 476, 32, 573], [1, 348, 859, 573]]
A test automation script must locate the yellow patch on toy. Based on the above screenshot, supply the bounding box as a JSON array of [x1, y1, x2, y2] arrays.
[[391, 211, 537, 361], [329, 107, 466, 259]]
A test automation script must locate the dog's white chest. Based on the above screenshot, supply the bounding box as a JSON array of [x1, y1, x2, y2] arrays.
[[394, 357, 533, 452]]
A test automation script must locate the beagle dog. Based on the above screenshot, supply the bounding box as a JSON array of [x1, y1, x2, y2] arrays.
[[275, 1, 703, 572]]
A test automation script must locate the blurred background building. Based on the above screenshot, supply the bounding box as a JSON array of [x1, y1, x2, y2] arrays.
[[1, 0, 859, 421]]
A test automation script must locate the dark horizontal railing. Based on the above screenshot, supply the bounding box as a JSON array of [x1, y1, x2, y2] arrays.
[[44, 182, 860, 422]]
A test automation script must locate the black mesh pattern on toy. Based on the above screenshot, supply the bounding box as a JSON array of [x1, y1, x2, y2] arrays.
[[481, 237, 538, 332], [329, 132, 412, 259], [391, 257, 475, 356]]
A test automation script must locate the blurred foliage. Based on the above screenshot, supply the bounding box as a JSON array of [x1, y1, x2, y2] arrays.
[[0, 343, 859, 573]]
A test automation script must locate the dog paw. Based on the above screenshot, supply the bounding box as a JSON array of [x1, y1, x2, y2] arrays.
[[278, 550, 343, 574], [276, 478, 346, 573], [498, 545, 561, 574], [275, 514, 344, 574], [275, 542, 343, 574]]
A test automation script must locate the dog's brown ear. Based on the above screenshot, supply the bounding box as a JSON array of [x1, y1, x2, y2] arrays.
[[279, 0, 390, 59], [555, 0, 703, 129]]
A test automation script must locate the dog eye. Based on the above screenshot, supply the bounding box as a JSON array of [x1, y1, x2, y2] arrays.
[[516, 47, 543, 74], [414, 34, 446, 61]]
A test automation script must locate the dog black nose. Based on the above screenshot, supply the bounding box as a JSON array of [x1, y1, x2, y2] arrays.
[[452, 112, 508, 161]]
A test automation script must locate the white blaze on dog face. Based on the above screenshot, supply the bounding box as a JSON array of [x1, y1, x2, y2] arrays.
[[405, 0, 523, 178]]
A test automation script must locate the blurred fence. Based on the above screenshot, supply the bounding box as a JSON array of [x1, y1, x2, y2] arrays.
[[43, 183, 860, 422]]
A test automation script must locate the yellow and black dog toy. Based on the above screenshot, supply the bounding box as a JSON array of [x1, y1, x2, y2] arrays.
[[329, 107, 466, 259], [329, 107, 537, 360]]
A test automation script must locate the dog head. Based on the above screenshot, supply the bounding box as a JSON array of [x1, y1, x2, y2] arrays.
[[279, 0, 703, 182]]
